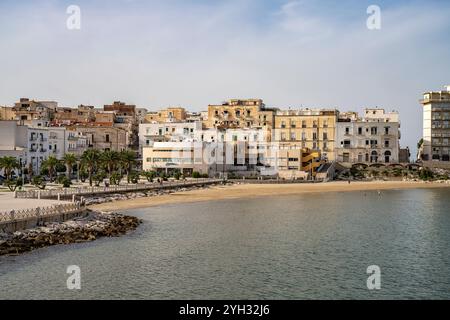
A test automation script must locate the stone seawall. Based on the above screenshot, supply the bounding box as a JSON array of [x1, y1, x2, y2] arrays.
[[0, 210, 142, 256], [0, 210, 87, 233]]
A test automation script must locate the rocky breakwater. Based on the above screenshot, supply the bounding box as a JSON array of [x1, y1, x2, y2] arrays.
[[0, 211, 142, 256]]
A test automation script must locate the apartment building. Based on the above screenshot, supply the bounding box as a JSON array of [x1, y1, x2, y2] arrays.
[[53, 105, 96, 125], [420, 85, 450, 167], [142, 141, 210, 176], [335, 109, 400, 165], [274, 109, 338, 162], [138, 121, 202, 153], [206, 99, 277, 131], [13, 98, 57, 126], [70, 124, 127, 152], [104, 101, 139, 149]]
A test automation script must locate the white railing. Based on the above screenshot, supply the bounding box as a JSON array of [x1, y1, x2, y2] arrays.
[[14, 179, 223, 200], [0, 202, 85, 224]]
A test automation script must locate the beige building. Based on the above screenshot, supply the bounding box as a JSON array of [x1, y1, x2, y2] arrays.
[[13, 98, 57, 126], [69, 125, 127, 152], [0, 106, 15, 121], [274, 109, 338, 162], [420, 85, 450, 167], [144, 107, 187, 123], [53, 105, 96, 125], [206, 99, 276, 131]]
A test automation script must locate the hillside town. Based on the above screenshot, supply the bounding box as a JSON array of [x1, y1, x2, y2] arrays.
[[1, 85, 450, 188]]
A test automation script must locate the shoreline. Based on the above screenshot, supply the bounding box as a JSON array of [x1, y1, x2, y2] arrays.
[[90, 180, 450, 212]]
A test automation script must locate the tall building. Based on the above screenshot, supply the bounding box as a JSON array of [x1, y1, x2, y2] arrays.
[[420, 85, 450, 167], [274, 109, 338, 162], [335, 109, 400, 165]]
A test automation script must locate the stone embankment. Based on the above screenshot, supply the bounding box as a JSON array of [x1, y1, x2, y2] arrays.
[[0, 211, 142, 256], [83, 183, 232, 206]]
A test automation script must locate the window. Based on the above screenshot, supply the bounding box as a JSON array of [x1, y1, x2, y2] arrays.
[[343, 140, 351, 148], [313, 132, 317, 140], [290, 132, 296, 141], [106, 134, 110, 143], [291, 121, 296, 128], [371, 127, 378, 135], [302, 120, 307, 128], [281, 133, 286, 141], [302, 132, 306, 140], [323, 132, 328, 140], [384, 127, 390, 135], [281, 121, 286, 128], [345, 127, 350, 135], [384, 140, 390, 147], [358, 127, 362, 135]]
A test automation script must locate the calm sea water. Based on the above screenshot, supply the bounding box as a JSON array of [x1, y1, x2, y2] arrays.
[[1, 188, 450, 300]]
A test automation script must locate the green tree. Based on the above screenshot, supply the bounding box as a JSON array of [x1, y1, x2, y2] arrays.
[[32, 175, 46, 190], [62, 153, 77, 179], [100, 150, 120, 180], [119, 150, 136, 183], [142, 170, 156, 182], [41, 156, 59, 182], [81, 149, 101, 186], [0, 156, 19, 180]]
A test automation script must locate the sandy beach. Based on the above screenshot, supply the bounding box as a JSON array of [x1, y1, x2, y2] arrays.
[[90, 180, 450, 212]]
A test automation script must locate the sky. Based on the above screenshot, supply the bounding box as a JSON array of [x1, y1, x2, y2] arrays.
[[1, 0, 450, 155]]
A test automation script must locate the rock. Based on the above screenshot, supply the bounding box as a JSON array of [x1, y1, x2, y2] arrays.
[[0, 211, 142, 257]]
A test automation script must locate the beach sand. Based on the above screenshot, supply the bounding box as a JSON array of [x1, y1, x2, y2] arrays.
[[90, 180, 450, 212]]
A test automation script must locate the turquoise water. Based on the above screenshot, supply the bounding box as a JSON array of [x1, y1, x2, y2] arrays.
[[1, 188, 450, 299]]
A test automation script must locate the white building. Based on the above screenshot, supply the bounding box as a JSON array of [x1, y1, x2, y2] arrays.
[[0, 120, 28, 176], [138, 121, 202, 154], [335, 108, 400, 165], [420, 85, 450, 167]]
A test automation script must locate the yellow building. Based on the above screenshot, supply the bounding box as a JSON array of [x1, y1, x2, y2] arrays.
[[274, 109, 338, 162], [145, 107, 187, 123], [205, 99, 276, 133]]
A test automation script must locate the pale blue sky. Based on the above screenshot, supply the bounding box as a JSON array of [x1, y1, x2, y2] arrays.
[[1, 0, 449, 154]]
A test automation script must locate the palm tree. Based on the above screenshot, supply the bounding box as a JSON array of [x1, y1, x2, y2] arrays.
[[81, 149, 100, 186], [41, 156, 59, 182], [100, 150, 120, 179], [119, 150, 136, 183], [62, 153, 77, 179], [0, 156, 19, 180]]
